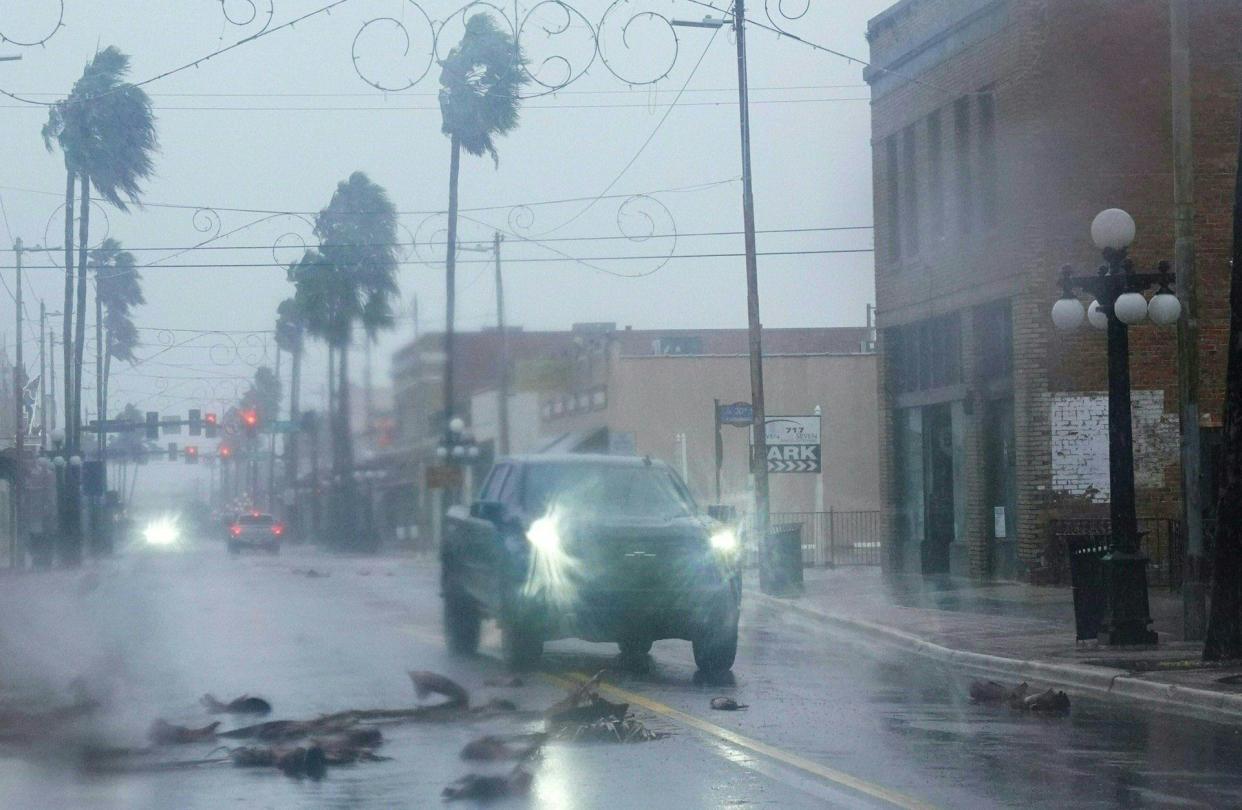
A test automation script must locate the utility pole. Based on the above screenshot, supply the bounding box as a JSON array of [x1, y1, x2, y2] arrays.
[[732, 0, 770, 544], [1171, 0, 1205, 640], [268, 347, 281, 511], [95, 270, 106, 502], [39, 302, 46, 451], [11, 239, 23, 568], [670, 1, 769, 548], [494, 232, 510, 456], [1171, 0, 1205, 639]]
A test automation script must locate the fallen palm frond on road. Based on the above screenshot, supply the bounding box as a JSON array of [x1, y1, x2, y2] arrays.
[[968, 680, 1070, 714]]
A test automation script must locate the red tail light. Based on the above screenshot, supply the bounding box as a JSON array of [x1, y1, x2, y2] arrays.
[[271, 524, 284, 536], [229, 524, 242, 536]]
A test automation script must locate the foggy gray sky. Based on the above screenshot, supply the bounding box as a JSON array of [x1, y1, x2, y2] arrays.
[[0, 0, 885, 424]]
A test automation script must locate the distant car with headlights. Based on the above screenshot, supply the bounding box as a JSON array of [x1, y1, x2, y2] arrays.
[[441, 454, 742, 673], [226, 512, 284, 554]]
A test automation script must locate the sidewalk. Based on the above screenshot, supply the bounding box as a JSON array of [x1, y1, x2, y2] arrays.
[[745, 566, 1242, 723]]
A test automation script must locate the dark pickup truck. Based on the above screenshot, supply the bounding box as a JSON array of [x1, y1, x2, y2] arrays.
[[441, 454, 742, 673]]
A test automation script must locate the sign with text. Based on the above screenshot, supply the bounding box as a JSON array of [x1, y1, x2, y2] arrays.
[[717, 401, 754, 427], [754, 414, 821, 473]]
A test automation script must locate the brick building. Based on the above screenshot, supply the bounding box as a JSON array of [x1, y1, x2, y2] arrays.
[[867, 0, 1242, 578]]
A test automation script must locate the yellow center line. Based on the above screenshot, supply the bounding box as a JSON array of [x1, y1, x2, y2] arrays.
[[541, 672, 937, 810]]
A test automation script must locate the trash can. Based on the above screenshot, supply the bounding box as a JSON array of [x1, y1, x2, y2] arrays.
[[1067, 535, 1110, 641], [760, 523, 804, 597]]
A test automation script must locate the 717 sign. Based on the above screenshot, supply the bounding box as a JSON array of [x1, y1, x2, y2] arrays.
[[756, 415, 822, 474]]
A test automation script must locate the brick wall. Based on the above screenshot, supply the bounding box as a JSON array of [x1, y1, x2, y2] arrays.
[[870, 0, 1242, 578]]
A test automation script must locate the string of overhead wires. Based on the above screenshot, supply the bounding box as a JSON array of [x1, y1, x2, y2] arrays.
[[0, 97, 869, 112], [681, 0, 982, 99], [0, 177, 740, 218], [0, 248, 873, 273], [0, 0, 355, 107], [0, 226, 872, 254]]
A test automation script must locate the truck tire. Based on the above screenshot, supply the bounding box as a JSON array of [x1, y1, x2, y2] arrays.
[[501, 609, 543, 671], [443, 589, 481, 655], [692, 597, 739, 673]]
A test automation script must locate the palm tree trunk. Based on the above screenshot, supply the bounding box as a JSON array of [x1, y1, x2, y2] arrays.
[[443, 134, 461, 447], [285, 344, 301, 497], [1204, 100, 1242, 660], [61, 170, 74, 454], [335, 336, 357, 549], [103, 338, 111, 486], [96, 296, 106, 492], [73, 174, 90, 453]]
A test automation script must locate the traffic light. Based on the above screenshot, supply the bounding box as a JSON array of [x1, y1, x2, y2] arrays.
[[189, 409, 202, 436], [168, 442, 178, 461], [219, 445, 233, 460], [242, 409, 258, 435], [204, 412, 218, 438], [146, 411, 160, 440], [185, 445, 199, 464]]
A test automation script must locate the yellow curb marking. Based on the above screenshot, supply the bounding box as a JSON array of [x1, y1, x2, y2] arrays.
[[541, 672, 937, 810]]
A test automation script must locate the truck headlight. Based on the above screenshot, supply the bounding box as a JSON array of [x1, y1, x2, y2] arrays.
[[527, 515, 561, 554], [710, 529, 739, 553]]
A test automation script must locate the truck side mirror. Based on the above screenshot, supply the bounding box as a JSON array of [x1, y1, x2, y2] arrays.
[[472, 500, 506, 524]]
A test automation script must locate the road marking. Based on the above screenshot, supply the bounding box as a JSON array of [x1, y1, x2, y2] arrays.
[[403, 621, 933, 809], [542, 672, 937, 810]]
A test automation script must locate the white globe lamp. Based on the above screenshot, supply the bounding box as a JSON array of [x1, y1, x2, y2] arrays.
[[1113, 292, 1149, 325], [1148, 289, 1182, 327], [1091, 208, 1136, 251], [1087, 300, 1108, 330], [448, 417, 466, 435], [1051, 297, 1085, 331]]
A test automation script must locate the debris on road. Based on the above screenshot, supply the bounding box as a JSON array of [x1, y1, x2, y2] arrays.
[[291, 568, 329, 578], [148, 719, 221, 745], [1021, 688, 1071, 714], [968, 680, 1029, 705], [409, 670, 470, 708], [201, 694, 272, 714], [442, 763, 533, 802], [460, 732, 547, 761], [709, 697, 747, 711], [544, 671, 667, 744], [0, 696, 100, 743]]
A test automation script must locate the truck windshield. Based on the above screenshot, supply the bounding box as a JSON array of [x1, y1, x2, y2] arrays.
[[522, 463, 695, 520]]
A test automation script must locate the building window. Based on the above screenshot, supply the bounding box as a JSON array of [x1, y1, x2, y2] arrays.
[[953, 96, 973, 236], [977, 90, 998, 229], [901, 125, 919, 255], [652, 336, 702, 355], [975, 300, 1012, 381], [885, 134, 901, 265], [887, 313, 962, 395], [926, 110, 944, 240]]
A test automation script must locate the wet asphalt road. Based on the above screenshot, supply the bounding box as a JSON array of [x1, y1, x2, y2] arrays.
[[2, 538, 1242, 809]]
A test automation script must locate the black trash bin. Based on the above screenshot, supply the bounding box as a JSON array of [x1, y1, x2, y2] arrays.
[[1067, 535, 1110, 641], [760, 523, 804, 596]]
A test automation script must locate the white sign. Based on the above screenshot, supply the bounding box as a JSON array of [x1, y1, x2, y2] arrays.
[[993, 506, 1006, 539], [764, 415, 821, 445], [754, 415, 822, 474]]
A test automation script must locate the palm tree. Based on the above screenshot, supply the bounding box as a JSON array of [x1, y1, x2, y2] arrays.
[[293, 175, 399, 549], [275, 295, 306, 498], [42, 47, 157, 455], [89, 238, 143, 477], [438, 14, 528, 444]]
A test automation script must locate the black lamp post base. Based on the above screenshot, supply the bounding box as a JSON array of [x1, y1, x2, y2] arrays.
[[1098, 551, 1159, 646]]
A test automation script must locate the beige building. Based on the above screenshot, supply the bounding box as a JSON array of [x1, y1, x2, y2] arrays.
[[537, 342, 880, 517]]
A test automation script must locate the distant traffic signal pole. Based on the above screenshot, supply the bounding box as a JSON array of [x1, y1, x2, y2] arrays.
[[673, 1, 770, 541]]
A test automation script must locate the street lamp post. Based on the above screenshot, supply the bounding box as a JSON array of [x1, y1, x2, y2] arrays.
[[1051, 208, 1181, 646]]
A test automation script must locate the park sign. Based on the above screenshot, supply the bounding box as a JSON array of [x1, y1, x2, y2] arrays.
[[755, 414, 821, 473]]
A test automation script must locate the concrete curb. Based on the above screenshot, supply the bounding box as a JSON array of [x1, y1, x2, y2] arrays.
[[746, 588, 1242, 724]]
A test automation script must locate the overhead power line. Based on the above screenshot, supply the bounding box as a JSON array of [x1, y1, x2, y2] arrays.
[[0, 177, 739, 218], [0, 248, 874, 272], [0, 225, 872, 254], [0, 97, 869, 112]]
